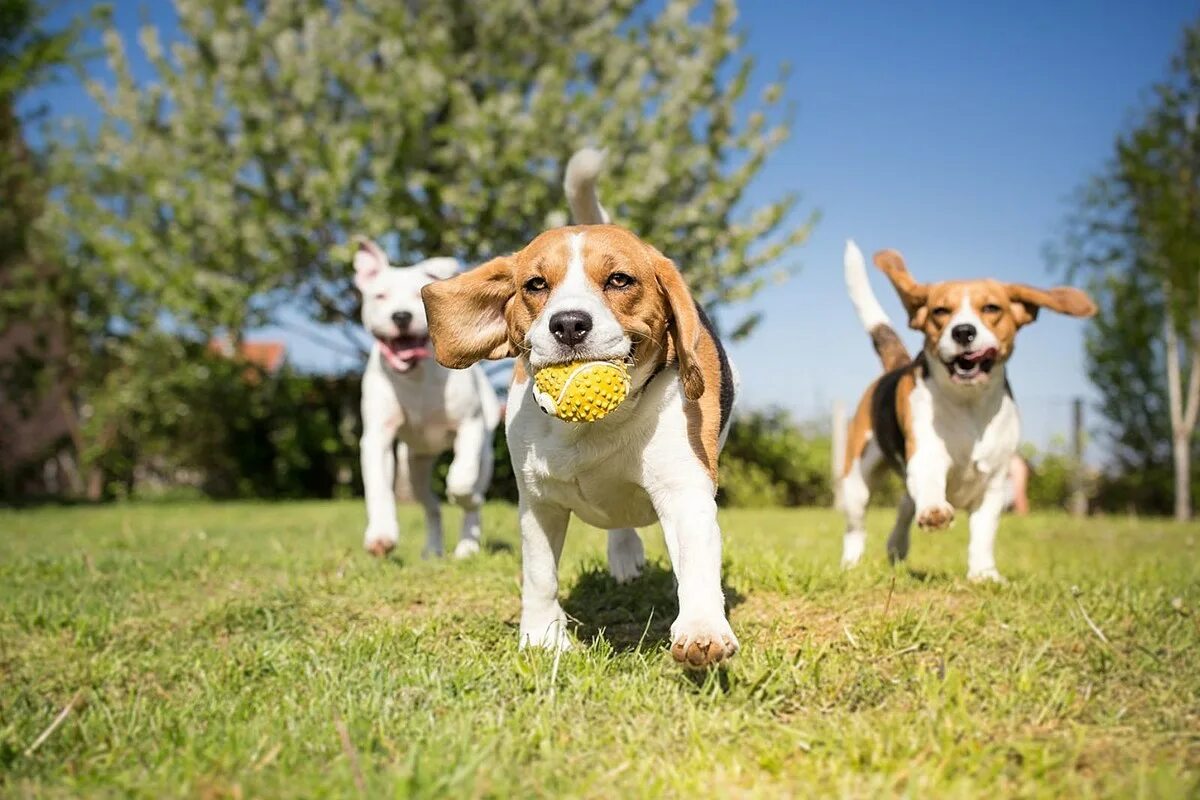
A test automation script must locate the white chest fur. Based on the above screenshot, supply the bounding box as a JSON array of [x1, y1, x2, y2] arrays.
[[908, 368, 1020, 510], [506, 369, 697, 530]]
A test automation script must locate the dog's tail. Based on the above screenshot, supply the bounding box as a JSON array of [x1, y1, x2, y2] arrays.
[[844, 240, 909, 371], [564, 148, 610, 225]]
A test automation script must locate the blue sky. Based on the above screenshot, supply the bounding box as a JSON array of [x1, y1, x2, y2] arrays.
[[26, 1, 1199, 456]]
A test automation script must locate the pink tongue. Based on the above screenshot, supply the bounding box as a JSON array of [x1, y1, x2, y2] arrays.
[[381, 343, 430, 372], [963, 347, 998, 364]]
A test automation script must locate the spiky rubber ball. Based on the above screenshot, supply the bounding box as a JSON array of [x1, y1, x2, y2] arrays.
[[532, 360, 631, 423]]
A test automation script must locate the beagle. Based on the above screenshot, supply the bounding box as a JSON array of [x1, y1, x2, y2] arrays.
[[839, 241, 1096, 581], [420, 163, 738, 667]]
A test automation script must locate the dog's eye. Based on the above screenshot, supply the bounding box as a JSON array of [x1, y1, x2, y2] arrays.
[[931, 307, 952, 319], [374, 292, 387, 300], [981, 303, 1002, 314], [523, 276, 548, 293], [605, 272, 635, 290]]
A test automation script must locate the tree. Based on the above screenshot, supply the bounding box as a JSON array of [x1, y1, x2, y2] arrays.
[[0, 0, 90, 497], [1061, 21, 1200, 520], [55, 0, 810, 353]]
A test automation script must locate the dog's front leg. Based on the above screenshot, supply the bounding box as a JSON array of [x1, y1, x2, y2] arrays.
[[361, 424, 400, 555], [518, 499, 572, 651], [906, 446, 955, 531], [654, 487, 738, 668], [966, 473, 1008, 583]]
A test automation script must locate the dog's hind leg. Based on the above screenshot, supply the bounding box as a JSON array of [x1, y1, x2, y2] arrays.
[[607, 528, 645, 583], [406, 447, 443, 559], [446, 416, 492, 558], [839, 439, 880, 569], [887, 492, 915, 564]]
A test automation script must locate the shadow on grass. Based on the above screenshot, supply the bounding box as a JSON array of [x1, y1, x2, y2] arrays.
[[484, 540, 515, 555], [562, 561, 745, 654], [902, 566, 955, 584]]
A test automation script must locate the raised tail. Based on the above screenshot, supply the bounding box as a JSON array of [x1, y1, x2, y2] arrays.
[[844, 240, 910, 371], [564, 147, 610, 225]]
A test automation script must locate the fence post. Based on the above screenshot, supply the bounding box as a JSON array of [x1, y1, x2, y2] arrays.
[[1069, 397, 1088, 517]]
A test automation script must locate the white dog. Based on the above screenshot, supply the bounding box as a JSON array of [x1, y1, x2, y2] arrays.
[[354, 238, 501, 559], [420, 151, 740, 667]]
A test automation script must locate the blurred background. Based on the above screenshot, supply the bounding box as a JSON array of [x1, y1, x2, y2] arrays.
[[2, 0, 1198, 518]]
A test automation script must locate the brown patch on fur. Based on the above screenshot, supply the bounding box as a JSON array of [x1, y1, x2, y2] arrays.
[[896, 369, 917, 460], [681, 319, 725, 484], [843, 380, 878, 478], [870, 324, 910, 372], [421, 255, 516, 368]]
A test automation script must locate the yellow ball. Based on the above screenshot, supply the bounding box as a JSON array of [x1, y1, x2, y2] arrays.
[[532, 360, 631, 423]]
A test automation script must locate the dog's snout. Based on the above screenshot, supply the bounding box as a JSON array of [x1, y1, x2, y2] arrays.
[[392, 311, 413, 330], [951, 324, 976, 345], [549, 310, 593, 347]]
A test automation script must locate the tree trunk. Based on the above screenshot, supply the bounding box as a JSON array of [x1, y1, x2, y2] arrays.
[[1164, 312, 1200, 521], [1173, 432, 1191, 521]]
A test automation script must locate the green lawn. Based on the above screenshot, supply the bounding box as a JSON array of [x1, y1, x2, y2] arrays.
[[1, 502, 1197, 798]]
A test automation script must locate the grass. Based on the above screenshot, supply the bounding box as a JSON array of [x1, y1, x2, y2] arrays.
[[1, 501, 1198, 798]]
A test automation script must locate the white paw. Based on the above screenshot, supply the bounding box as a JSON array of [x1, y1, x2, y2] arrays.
[[916, 502, 955, 531], [968, 567, 1007, 584], [840, 554, 862, 570], [607, 531, 645, 583], [453, 538, 481, 559], [670, 613, 739, 668], [364, 525, 398, 557], [519, 612, 572, 652]]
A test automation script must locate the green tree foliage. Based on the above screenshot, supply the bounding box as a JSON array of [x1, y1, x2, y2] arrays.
[[1060, 20, 1200, 519], [56, 0, 809, 339], [45, 0, 811, 497]]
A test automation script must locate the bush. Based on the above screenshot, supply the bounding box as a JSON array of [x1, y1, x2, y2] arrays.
[[719, 408, 834, 507]]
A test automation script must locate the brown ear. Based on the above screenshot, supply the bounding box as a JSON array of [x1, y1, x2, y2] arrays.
[[1007, 284, 1097, 327], [420, 256, 516, 368], [874, 249, 928, 330], [655, 259, 705, 402]]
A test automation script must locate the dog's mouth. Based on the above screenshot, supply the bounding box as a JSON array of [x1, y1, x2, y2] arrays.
[[378, 334, 430, 372], [944, 347, 998, 383]]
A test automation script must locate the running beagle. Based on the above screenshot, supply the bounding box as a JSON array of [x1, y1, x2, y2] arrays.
[[839, 241, 1095, 581], [420, 154, 739, 667]]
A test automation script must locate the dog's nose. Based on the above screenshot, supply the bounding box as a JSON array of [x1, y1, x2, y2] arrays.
[[549, 310, 593, 347], [392, 311, 413, 330], [951, 323, 977, 345]]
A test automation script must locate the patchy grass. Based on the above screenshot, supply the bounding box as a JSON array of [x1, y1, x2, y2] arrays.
[[1, 502, 1197, 797]]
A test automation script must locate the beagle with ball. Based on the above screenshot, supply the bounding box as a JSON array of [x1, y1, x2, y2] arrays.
[[839, 241, 1096, 581], [420, 153, 739, 667]]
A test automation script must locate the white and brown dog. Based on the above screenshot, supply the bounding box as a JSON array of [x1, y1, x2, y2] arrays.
[[354, 238, 501, 560], [839, 241, 1096, 581], [419, 153, 739, 667]]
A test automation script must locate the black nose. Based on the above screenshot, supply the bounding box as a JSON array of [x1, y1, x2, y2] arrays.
[[951, 323, 976, 345], [392, 311, 413, 330], [549, 310, 593, 347]]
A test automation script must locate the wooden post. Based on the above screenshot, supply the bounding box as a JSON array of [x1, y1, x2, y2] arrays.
[[1069, 397, 1088, 517]]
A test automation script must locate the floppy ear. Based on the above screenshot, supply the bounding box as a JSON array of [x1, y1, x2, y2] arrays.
[[874, 249, 928, 330], [353, 237, 389, 290], [420, 256, 516, 368], [655, 258, 705, 402], [1006, 284, 1097, 327], [416, 257, 460, 281]]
